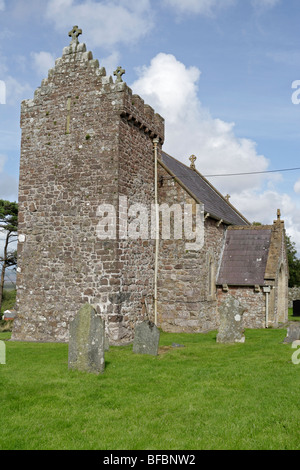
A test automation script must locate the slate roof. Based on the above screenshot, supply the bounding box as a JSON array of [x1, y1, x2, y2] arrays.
[[161, 152, 249, 226], [217, 227, 273, 286]]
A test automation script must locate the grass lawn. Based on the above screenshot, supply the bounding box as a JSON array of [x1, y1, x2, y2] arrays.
[[1, 328, 300, 450], [289, 307, 300, 322]]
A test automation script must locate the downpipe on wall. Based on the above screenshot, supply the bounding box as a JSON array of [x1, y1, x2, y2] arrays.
[[263, 286, 271, 328], [153, 137, 160, 326]]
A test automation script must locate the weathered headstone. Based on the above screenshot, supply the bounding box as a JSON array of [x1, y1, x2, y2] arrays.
[[217, 294, 246, 344], [283, 323, 300, 344], [133, 321, 160, 356], [0, 341, 6, 365], [68, 304, 105, 374]]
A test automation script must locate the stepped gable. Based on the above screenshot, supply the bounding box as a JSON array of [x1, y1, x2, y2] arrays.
[[20, 29, 164, 145]]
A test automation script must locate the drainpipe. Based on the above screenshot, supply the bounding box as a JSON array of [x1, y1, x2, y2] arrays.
[[263, 286, 271, 328], [153, 137, 160, 326]]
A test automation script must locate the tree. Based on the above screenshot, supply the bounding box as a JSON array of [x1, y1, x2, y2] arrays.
[[286, 234, 300, 287], [0, 200, 18, 313]]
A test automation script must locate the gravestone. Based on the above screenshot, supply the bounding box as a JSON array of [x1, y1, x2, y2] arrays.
[[133, 321, 160, 356], [293, 300, 300, 317], [217, 294, 246, 344], [68, 303, 105, 374], [0, 341, 6, 365], [283, 323, 300, 344]]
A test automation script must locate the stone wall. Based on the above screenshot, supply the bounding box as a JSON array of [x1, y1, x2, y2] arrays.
[[12, 38, 164, 345], [217, 287, 266, 329], [289, 287, 300, 308], [157, 163, 226, 333], [267, 218, 289, 324]]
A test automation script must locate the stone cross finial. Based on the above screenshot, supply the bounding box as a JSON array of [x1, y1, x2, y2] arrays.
[[277, 209, 281, 220], [189, 155, 197, 170], [114, 66, 125, 83], [69, 25, 82, 45], [225, 194, 231, 202]]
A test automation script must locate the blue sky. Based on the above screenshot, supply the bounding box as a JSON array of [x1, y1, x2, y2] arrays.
[[0, 0, 300, 253]]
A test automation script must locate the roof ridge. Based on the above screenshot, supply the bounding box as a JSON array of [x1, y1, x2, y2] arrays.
[[161, 151, 250, 226]]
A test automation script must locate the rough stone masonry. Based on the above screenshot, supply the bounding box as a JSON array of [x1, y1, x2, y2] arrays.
[[12, 28, 164, 345]]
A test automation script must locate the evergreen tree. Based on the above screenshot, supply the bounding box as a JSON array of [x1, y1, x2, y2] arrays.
[[286, 234, 300, 287], [0, 200, 18, 313]]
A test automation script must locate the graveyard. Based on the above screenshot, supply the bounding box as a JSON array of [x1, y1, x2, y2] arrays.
[[1, 324, 300, 450], [0, 2, 300, 454]]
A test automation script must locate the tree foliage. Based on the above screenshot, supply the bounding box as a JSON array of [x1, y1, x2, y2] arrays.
[[286, 234, 300, 287], [0, 200, 18, 313]]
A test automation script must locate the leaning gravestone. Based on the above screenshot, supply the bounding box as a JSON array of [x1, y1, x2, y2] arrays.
[[217, 294, 246, 344], [133, 321, 160, 356], [68, 303, 105, 374], [283, 323, 300, 344]]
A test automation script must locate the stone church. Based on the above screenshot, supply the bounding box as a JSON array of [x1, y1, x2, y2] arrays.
[[11, 28, 288, 345]]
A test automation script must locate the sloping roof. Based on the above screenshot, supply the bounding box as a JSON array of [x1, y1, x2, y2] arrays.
[[217, 227, 272, 286], [160, 152, 249, 226]]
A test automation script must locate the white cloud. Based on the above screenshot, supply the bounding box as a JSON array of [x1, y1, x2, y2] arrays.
[[251, 0, 280, 11], [163, 0, 280, 16], [230, 188, 300, 254], [0, 0, 5, 12], [101, 51, 121, 77], [230, 189, 293, 225], [0, 153, 6, 172], [0, 172, 18, 202], [131, 53, 269, 194], [31, 51, 56, 77], [4, 76, 32, 105], [0, 154, 18, 205], [45, 0, 153, 50], [163, 0, 235, 16], [294, 179, 300, 194]]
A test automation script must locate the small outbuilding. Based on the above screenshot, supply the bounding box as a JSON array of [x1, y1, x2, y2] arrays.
[[217, 212, 288, 328]]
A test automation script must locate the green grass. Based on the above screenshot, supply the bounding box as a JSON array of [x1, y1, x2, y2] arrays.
[[289, 307, 300, 322], [1, 329, 300, 450]]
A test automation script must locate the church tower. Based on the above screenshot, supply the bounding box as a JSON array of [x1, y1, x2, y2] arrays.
[[12, 27, 164, 344]]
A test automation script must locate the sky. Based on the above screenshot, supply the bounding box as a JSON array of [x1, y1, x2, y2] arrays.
[[0, 0, 300, 255]]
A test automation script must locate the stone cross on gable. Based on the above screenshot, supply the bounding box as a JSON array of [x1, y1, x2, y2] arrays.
[[277, 209, 281, 220], [114, 66, 125, 83], [69, 25, 82, 45], [189, 155, 197, 170]]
